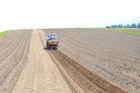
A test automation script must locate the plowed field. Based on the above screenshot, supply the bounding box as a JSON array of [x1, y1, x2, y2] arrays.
[[43, 28, 140, 93]]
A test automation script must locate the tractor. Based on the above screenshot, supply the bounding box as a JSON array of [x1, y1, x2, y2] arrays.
[[46, 33, 59, 50]]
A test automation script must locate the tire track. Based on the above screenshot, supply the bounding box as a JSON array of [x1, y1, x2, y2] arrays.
[[11, 30, 73, 93], [0, 31, 28, 72], [7, 32, 31, 93], [0, 32, 21, 62], [50, 50, 128, 93], [39, 30, 84, 93], [0, 30, 32, 93], [0, 31, 28, 79], [0, 31, 27, 63]]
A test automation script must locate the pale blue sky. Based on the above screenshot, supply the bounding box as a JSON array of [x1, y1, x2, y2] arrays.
[[0, 0, 140, 31]]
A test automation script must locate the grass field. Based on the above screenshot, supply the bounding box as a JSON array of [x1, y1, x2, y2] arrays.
[[0, 30, 13, 38], [81, 28, 140, 35], [111, 28, 140, 35]]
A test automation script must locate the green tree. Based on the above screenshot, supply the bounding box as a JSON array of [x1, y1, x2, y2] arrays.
[[124, 25, 127, 28], [138, 23, 140, 28], [131, 23, 137, 28], [127, 24, 130, 28]]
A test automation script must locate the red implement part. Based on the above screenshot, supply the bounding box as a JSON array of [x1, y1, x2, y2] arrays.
[[49, 45, 58, 47]]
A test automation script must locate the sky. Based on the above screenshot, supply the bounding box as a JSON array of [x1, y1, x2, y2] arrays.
[[0, 0, 140, 31]]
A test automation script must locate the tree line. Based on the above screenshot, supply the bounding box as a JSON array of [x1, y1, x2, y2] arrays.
[[106, 23, 140, 28]]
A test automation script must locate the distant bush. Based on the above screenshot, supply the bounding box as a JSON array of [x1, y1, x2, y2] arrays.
[[106, 23, 140, 28], [131, 23, 137, 28], [138, 23, 140, 28], [127, 24, 130, 28], [106, 26, 111, 28]]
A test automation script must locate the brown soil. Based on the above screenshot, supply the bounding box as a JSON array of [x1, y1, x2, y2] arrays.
[[40, 30, 128, 93], [43, 28, 140, 93], [11, 30, 73, 93], [0, 30, 32, 93]]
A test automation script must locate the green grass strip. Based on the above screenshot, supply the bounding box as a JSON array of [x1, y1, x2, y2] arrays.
[[111, 29, 140, 35], [0, 30, 13, 38], [79, 28, 110, 30], [79, 28, 140, 35], [114, 28, 140, 30]]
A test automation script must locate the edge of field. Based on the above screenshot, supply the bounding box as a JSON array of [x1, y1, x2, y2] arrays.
[[0, 30, 13, 38], [80, 28, 140, 35]]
